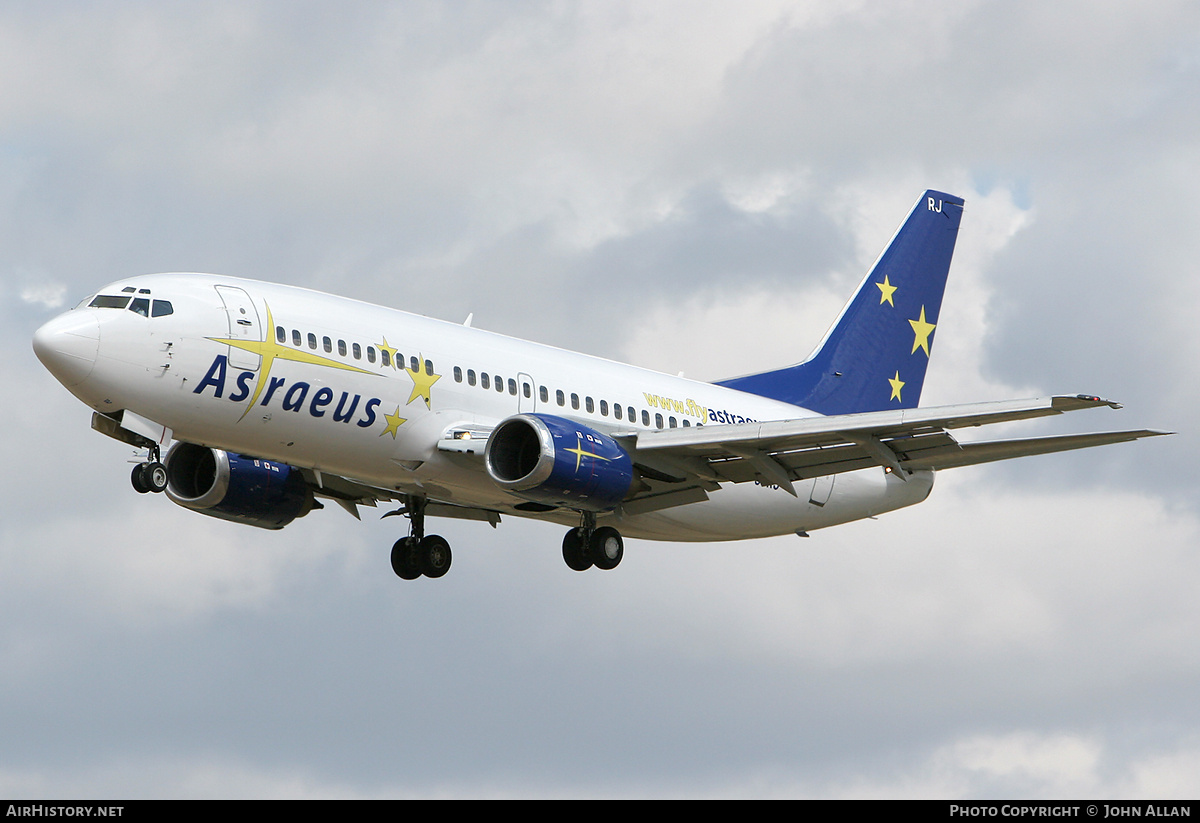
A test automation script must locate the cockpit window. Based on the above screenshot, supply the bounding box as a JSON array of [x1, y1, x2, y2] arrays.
[[89, 295, 131, 309], [86, 293, 172, 317]]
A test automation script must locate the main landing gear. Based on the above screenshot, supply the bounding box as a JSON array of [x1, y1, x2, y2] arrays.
[[130, 446, 167, 494], [561, 513, 624, 572], [389, 495, 452, 580], [384, 498, 625, 578]]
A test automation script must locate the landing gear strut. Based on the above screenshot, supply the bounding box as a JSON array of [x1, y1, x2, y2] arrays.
[[388, 495, 453, 580], [131, 446, 167, 494], [562, 513, 624, 572]]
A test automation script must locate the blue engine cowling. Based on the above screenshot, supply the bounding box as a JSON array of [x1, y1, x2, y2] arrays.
[[164, 442, 316, 530], [484, 414, 633, 512]]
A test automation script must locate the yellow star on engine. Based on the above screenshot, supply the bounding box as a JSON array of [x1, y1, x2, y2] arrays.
[[380, 406, 406, 439], [888, 371, 905, 402], [909, 305, 936, 356], [376, 336, 399, 370], [405, 355, 441, 409], [564, 434, 611, 472], [876, 275, 897, 306]]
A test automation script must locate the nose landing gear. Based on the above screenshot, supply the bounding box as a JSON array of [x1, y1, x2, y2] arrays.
[[130, 446, 167, 494]]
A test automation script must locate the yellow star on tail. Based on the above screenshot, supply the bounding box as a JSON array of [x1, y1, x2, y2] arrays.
[[876, 275, 897, 306], [380, 406, 406, 439], [909, 305, 936, 356], [405, 356, 441, 409], [888, 371, 905, 402]]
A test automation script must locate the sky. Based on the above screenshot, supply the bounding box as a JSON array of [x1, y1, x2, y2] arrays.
[[2, 0, 1198, 798]]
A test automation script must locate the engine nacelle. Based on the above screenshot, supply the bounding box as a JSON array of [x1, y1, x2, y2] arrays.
[[485, 414, 633, 512], [164, 443, 316, 530]]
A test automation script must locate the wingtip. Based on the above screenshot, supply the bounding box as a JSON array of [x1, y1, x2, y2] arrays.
[[1071, 394, 1122, 410]]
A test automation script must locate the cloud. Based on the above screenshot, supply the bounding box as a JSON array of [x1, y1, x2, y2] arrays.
[[18, 282, 65, 309]]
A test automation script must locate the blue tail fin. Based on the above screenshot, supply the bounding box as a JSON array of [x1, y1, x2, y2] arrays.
[[716, 190, 965, 414]]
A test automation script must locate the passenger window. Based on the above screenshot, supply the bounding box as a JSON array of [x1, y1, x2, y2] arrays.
[[426, 360, 434, 375], [495, 376, 503, 392], [627, 406, 635, 422], [367, 346, 376, 363], [614, 404, 623, 421], [454, 366, 463, 383], [523, 383, 531, 399], [323, 336, 332, 353], [539, 386, 548, 403], [669, 417, 677, 428], [307, 333, 317, 350], [468, 369, 476, 386], [352, 343, 361, 360], [381, 350, 390, 367], [556, 390, 564, 406], [655, 413, 664, 429], [128, 298, 149, 317], [151, 300, 173, 317], [338, 340, 347, 356], [508, 379, 517, 396], [571, 393, 580, 410], [410, 356, 418, 371], [276, 326, 286, 343], [292, 330, 302, 346], [481, 373, 490, 390], [585, 397, 594, 413], [682, 419, 691, 427], [641, 410, 650, 426], [600, 400, 608, 416]]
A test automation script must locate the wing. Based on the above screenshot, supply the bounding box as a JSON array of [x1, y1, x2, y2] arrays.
[[364, 395, 1166, 522], [621, 394, 1169, 499], [299, 467, 504, 526]]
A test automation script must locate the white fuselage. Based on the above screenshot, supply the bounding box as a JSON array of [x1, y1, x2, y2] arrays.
[[39, 273, 933, 541]]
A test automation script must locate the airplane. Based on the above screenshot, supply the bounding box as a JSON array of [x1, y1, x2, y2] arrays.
[[32, 190, 1167, 579]]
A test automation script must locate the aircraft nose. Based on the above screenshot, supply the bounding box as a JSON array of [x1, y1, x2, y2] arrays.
[[33, 311, 99, 387]]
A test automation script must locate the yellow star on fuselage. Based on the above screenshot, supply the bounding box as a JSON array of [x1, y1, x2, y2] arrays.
[[909, 305, 936, 356], [376, 336, 399, 370], [380, 406, 406, 439], [876, 275, 897, 306], [405, 356, 441, 409], [888, 371, 905, 402], [209, 304, 379, 421]]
